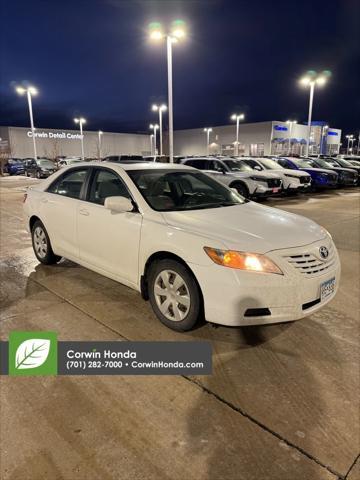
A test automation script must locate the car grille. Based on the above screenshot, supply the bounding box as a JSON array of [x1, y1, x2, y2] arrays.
[[283, 242, 336, 276], [300, 176, 311, 184], [266, 179, 281, 188]]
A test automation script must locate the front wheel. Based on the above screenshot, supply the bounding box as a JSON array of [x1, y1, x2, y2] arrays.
[[231, 182, 249, 198], [31, 220, 61, 265], [148, 259, 201, 331]]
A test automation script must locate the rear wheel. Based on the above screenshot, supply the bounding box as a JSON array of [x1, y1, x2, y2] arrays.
[[231, 182, 249, 199], [31, 220, 61, 265], [148, 259, 201, 331]]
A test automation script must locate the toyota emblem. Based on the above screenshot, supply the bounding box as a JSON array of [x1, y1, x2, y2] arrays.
[[319, 246, 329, 259]]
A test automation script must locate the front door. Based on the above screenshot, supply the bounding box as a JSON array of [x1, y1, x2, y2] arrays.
[[77, 168, 142, 287]]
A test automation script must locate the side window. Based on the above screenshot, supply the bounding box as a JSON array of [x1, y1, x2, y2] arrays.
[[185, 159, 207, 169], [207, 160, 225, 172], [48, 169, 88, 199], [89, 169, 131, 205], [278, 159, 290, 168], [244, 160, 258, 169]]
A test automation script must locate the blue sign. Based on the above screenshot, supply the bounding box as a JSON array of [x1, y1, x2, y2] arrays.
[[327, 131, 338, 136], [274, 125, 288, 131]]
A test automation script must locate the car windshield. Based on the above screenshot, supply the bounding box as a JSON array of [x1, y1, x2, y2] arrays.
[[258, 158, 281, 170], [336, 159, 353, 168], [293, 158, 317, 168], [128, 169, 246, 211], [315, 159, 337, 169], [8, 159, 22, 164], [38, 160, 54, 167], [223, 159, 253, 172]]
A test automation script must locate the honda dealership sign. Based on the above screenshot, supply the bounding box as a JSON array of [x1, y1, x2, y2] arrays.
[[27, 130, 83, 139]]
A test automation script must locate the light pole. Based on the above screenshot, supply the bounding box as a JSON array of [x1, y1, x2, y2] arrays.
[[299, 70, 330, 157], [149, 134, 154, 155], [74, 117, 86, 160], [203, 128, 212, 155], [74, 117, 86, 161], [149, 20, 186, 163], [346, 134, 354, 155], [230, 113, 245, 156], [286, 120, 297, 155], [149, 124, 159, 155], [98, 130, 103, 160], [152, 104, 167, 156], [16, 85, 38, 159]]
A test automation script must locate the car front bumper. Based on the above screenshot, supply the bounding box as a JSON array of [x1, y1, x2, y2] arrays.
[[190, 237, 340, 327]]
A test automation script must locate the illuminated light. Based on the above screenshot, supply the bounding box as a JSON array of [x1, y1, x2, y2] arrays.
[[16, 86, 26, 95], [99, 130, 103, 135], [172, 28, 185, 39], [203, 247, 283, 274], [316, 76, 326, 86], [300, 76, 311, 86], [149, 21, 164, 40], [150, 30, 163, 40], [28, 86, 38, 95]]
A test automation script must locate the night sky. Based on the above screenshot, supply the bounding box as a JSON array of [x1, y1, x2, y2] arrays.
[[1, 0, 359, 137]]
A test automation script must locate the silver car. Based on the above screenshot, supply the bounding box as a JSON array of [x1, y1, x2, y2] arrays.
[[180, 157, 282, 198]]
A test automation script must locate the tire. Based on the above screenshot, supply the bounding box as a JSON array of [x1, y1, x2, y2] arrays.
[[31, 220, 61, 265], [148, 259, 201, 331], [232, 182, 249, 198], [36, 171, 41, 179]]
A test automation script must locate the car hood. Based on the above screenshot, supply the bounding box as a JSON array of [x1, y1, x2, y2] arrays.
[[163, 202, 327, 253], [269, 168, 310, 177], [318, 166, 356, 175], [300, 167, 337, 175], [228, 171, 281, 179]]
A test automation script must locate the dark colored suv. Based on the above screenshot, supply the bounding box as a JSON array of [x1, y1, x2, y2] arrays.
[[24, 158, 57, 178]]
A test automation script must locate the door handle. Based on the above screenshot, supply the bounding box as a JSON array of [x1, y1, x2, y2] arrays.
[[79, 209, 90, 216]]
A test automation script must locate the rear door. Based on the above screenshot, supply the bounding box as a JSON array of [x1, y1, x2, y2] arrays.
[[40, 167, 90, 258], [77, 167, 142, 286]]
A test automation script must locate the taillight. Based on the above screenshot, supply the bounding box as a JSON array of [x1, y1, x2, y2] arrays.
[[23, 193, 27, 203]]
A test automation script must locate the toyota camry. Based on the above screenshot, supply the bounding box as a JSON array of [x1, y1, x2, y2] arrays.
[[23, 162, 340, 331]]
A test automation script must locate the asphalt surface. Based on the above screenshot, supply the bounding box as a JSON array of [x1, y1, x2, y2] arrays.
[[1, 176, 359, 480]]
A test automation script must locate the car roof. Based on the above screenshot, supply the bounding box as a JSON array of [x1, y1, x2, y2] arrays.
[[63, 161, 193, 172]]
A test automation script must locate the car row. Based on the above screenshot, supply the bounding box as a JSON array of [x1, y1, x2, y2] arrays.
[[24, 161, 341, 332]]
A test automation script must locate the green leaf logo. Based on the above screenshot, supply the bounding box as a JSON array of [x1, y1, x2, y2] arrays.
[[15, 339, 50, 370]]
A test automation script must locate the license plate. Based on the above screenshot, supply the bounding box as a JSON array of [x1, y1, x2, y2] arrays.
[[320, 277, 335, 300], [272, 187, 280, 193]]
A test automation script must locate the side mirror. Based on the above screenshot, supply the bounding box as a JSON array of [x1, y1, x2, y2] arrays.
[[254, 165, 262, 171], [104, 196, 134, 213]]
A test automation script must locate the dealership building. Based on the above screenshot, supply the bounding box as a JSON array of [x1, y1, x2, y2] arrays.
[[0, 126, 151, 159], [0, 120, 341, 159], [173, 121, 342, 157]]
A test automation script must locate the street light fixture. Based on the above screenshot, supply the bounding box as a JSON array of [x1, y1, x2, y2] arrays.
[[299, 70, 331, 156], [286, 120, 297, 155], [230, 113, 245, 156], [203, 128, 212, 155], [98, 130, 103, 160], [15, 85, 38, 159], [74, 117, 86, 160], [149, 124, 159, 155], [149, 20, 186, 163], [152, 104, 167, 156]]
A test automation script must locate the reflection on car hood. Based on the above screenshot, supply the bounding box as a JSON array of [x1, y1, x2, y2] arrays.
[[163, 202, 326, 253], [269, 168, 310, 177], [300, 167, 337, 175], [228, 171, 281, 179]]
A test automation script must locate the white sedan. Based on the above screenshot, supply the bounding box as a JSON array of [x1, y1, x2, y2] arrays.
[[24, 162, 340, 331]]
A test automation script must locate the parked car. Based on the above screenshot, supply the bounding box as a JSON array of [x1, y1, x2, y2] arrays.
[[58, 157, 82, 167], [321, 157, 360, 185], [306, 157, 358, 186], [180, 157, 282, 199], [103, 155, 145, 163], [241, 157, 311, 193], [5, 158, 25, 175], [24, 162, 340, 331], [24, 158, 57, 178], [273, 157, 338, 189]]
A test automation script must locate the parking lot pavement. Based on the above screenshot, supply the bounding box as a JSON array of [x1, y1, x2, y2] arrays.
[[1, 177, 359, 480]]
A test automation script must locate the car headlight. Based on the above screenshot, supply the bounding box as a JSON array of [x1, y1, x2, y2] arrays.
[[204, 247, 283, 274], [284, 174, 300, 179]]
